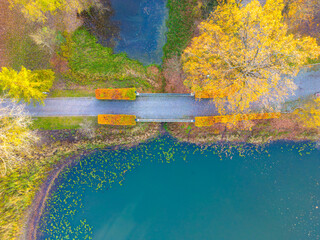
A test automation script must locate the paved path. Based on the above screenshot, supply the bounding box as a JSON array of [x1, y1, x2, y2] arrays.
[[20, 95, 218, 119], [1, 69, 319, 119]]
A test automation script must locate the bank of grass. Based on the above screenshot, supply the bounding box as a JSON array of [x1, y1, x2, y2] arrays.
[[0, 153, 59, 240], [31, 117, 97, 130], [0, 122, 161, 239], [168, 114, 320, 144], [66, 28, 157, 91], [49, 89, 95, 97]]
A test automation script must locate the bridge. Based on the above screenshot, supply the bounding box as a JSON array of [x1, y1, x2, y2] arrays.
[[0, 67, 319, 124], [20, 93, 216, 122]]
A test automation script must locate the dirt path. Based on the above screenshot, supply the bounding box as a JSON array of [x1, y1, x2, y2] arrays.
[[21, 150, 90, 240]]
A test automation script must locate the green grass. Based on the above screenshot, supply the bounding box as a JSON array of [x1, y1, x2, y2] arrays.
[[306, 56, 320, 65], [49, 89, 95, 98], [163, 0, 199, 59], [31, 116, 97, 130], [67, 28, 154, 90]]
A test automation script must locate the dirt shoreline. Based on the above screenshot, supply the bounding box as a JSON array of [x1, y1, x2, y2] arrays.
[[21, 121, 319, 239], [22, 128, 164, 240], [22, 153, 79, 240]]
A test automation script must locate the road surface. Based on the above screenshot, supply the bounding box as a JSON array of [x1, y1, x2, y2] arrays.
[[1, 69, 319, 119], [19, 95, 218, 119]]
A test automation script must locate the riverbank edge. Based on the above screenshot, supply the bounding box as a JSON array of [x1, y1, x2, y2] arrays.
[[22, 122, 320, 240], [18, 123, 162, 240]]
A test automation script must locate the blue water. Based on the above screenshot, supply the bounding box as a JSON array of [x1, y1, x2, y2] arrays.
[[109, 0, 168, 65], [39, 136, 320, 240]]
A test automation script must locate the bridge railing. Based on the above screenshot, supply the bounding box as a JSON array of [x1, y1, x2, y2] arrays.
[[136, 118, 195, 123], [136, 93, 194, 97]]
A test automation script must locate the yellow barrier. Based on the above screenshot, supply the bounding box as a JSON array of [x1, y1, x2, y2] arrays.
[[98, 114, 136, 125], [195, 112, 281, 127]]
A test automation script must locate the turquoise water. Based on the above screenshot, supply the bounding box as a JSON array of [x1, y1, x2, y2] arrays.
[[39, 136, 320, 240]]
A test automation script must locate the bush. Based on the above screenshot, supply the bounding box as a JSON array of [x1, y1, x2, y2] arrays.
[[195, 113, 281, 127], [95, 88, 136, 100], [98, 114, 136, 125]]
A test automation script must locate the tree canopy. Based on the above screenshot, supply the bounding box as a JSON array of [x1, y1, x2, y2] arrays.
[[0, 99, 38, 175], [9, 0, 99, 22], [294, 96, 320, 129], [0, 66, 54, 104], [182, 0, 320, 114]]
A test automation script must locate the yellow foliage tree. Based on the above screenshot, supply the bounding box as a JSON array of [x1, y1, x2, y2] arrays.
[[0, 66, 54, 105], [9, 0, 99, 22], [294, 97, 320, 129], [182, 0, 320, 114], [283, 0, 320, 28], [0, 99, 38, 176]]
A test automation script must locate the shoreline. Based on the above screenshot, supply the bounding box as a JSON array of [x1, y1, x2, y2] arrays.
[[22, 127, 164, 240], [23, 127, 319, 239]]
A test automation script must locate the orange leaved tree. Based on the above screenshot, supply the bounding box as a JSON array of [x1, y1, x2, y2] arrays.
[[182, 0, 320, 114]]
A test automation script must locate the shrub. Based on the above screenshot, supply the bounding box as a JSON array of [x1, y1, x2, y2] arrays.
[[95, 88, 136, 100], [98, 114, 136, 125], [195, 113, 281, 127]]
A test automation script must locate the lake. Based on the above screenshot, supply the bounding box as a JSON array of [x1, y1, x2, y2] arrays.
[[39, 136, 320, 240]]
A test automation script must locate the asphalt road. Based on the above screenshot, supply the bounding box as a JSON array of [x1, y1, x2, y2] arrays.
[[19, 96, 219, 119], [1, 68, 319, 119]]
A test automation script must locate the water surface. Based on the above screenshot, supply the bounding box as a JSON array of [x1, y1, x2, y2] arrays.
[[39, 136, 320, 240], [81, 0, 168, 65], [110, 0, 168, 65]]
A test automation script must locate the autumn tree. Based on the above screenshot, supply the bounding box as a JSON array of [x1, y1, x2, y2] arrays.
[[0, 66, 54, 104], [0, 99, 38, 176], [30, 27, 58, 54], [9, 0, 101, 22], [294, 96, 320, 130], [182, 0, 320, 114], [283, 0, 320, 27]]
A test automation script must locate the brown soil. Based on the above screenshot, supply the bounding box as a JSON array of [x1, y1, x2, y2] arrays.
[[163, 56, 190, 93], [50, 53, 70, 73], [22, 155, 77, 240]]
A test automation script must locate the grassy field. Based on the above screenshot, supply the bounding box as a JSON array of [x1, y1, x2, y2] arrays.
[[65, 28, 158, 91], [48, 89, 95, 97]]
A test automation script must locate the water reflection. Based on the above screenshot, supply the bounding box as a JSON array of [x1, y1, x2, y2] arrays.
[[78, 0, 120, 48], [79, 0, 168, 65]]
